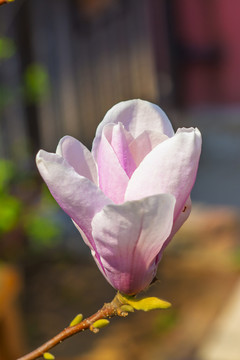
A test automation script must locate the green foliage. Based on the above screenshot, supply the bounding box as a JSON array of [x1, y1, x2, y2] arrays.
[[92, 319, 109, 329], [43, 353, 55, 360], [120, 304, 134, 313], [0, 59, 50, 114], [0, 160, 20, 234], [69, 313, 83, 327], [24, 184, 62, 249], [25, 214, 61, 248], [0, 157, 62, 252], [0, 37, 16, 60], [24, 64, 50, 103], [0, 193, 21, 234], [118, 293, 171, 311]]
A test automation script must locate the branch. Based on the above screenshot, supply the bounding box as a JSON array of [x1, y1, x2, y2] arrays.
[[17, 293, 127, 360], [17, 291, 171, 360]]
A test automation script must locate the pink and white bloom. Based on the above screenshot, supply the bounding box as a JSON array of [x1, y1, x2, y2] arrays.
[[36, 99, 201, 295]]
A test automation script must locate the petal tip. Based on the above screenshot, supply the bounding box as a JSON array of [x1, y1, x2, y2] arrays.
[[36, 149, 44, 163]]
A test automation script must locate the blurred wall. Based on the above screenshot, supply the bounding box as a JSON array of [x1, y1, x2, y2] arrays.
[[158, 0, 240, 106], [0, 0, 158, 157], [1, 0, 240, 159]]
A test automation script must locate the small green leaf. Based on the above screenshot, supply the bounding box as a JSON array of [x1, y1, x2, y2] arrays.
[[43, 353, 55, 360], [120, 304, 134, 313], [118, 293, 171, 312], [92, 319, 109, 329], [69, 313, 83, 327]]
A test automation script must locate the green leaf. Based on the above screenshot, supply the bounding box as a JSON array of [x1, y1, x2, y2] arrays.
[[43, 353, 55, 360], [118, 293, 171, 312], [92, 319, 109, 329], [120, 304, 134, 313], [69, 313, 83, 327]]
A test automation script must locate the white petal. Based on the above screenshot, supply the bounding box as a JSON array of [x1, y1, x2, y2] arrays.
[[56, 135, 98, 185], [91, 193, 176, 294], [92, 99, 174, 159], [125, 128, 201, 220], [36, 150, 112, 250]]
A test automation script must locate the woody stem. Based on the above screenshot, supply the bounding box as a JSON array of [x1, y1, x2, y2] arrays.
[[17, 293, 126, 360]]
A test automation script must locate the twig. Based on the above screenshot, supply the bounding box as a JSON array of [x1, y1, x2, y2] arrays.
[[17, 293, 127, 360]]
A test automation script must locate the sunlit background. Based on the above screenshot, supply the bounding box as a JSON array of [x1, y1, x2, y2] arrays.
[[1, 1, 240, 359]]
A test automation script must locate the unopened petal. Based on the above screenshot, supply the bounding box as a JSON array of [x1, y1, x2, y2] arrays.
[[56, 135, 98, 185], [125, 128, 201, 220], [91, 193, 176, 294], [92, 99, 174, 159], [156, 196, 192, 264], [36, 150, 112, 252], [109, 123, 136, 177], [129, 130, 168, 167], [170, 196, 192, 239], [97, 125, 129, 203]]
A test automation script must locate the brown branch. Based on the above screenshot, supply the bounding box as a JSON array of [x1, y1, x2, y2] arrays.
[[17, 293, 127, 360]]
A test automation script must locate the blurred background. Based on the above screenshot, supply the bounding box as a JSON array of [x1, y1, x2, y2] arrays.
[[0, 0, 240, 359]]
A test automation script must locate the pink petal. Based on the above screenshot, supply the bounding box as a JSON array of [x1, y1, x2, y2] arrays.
[[36, 150, 112, 254], [73, 221, 93, 250], [129, 130, 168, 167], [56, 135, 98, 185], [125, 128, 202, 220], [91, 193, 176, 294], [92, 99, 174, 159], [97, 125, 130, 203], [156, 196, 192, 264], [170, 196, 192, 239], [109, 123, 136, 177]]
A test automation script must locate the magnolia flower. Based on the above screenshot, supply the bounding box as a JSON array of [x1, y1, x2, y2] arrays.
[[36, 99, 201, 295]]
